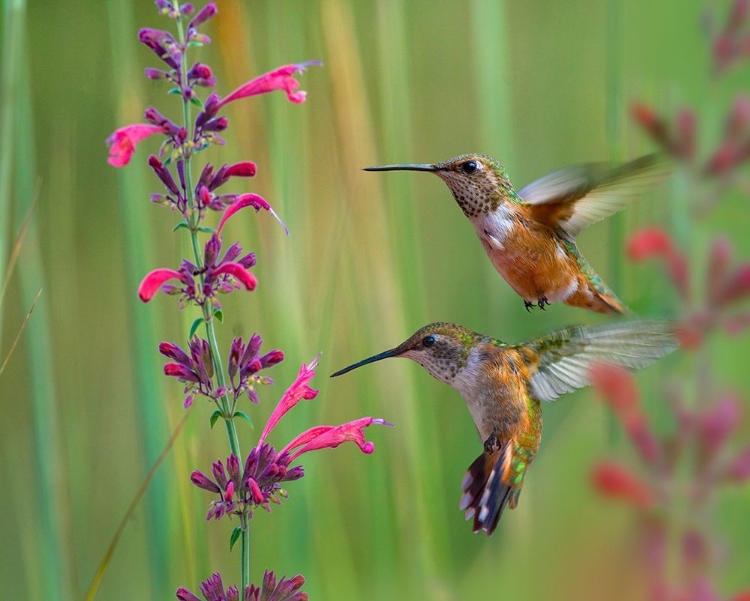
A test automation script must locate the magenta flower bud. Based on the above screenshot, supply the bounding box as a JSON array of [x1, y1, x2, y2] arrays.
[[190, 470, 220, 493], [175, 587, 201, 601], [211, 460, 227, 488], [225, 161, 257, 178], [204, 234, 221, 267], [228, 338, 243, 379], [261, 350, 285, 368], [188, 62, 215, 87], [201, 116, 228, 132], [181, 3, 194, 16], [224, 480, 235, 502], [226, 454, 240, 481], [727, 94, 750, 142], [247, 478, 264, 504], [164, 363, 198, 382], [144, 67, 166, 80], [188, 2, 217, 30], [159, 341, 191, 365], [198, 185, 211, 209], [148, 155, 181, 195], [238, 252, 256, 269]]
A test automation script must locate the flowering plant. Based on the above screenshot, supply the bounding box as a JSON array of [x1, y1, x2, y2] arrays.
[[106, 2, 390, 597]]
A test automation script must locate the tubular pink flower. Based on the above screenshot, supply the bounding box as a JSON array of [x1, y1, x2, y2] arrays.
[[225, 162, 257, 178], [106, 123, 164, 167], [138, 268, 184, 302], [212, 263, 258, 291], [288, 417, 392, 461], [216, 61, 322, 109], [628, 228, 689, 298], [591, 461, 656, 509], [217, 193, 288, 236], [257, 356, 320, 447]]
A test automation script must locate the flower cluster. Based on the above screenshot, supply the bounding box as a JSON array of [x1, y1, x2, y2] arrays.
[[631, 96, 750, 181], [228, 335, 284, 403], [628, 229, 750, 347], [191, 357, 391, 520], [177, 570, 307, 601], [158, 334, 283, 408], [706, 0, 750, 73], [591, 364, 750, 601]]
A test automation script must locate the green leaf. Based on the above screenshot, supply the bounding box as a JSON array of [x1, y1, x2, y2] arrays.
[[190, 96, 203, 107], [214, 310, 223, 323], [172, 221, 188, 232], [167, 87, 181, 95], [234, 410, 253, 426], [229, 526, 242, 552], [209, 410, 222, 429], [187, 41, 204, 48], [189, 317, 204, 338], [198, 226, 215, 233]]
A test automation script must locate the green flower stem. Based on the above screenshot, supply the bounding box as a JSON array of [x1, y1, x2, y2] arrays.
[[176, 7, 250, 594]]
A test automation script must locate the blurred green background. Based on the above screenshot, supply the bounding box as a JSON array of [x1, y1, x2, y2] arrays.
[[2, 0, 749, 599]]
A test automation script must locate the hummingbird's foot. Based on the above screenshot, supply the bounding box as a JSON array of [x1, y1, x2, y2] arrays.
[[483, 433, 500, 453], [537, 296, 550, 310], [524, 300, 534, 312]]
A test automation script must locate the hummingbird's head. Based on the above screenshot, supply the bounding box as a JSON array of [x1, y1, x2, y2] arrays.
[[364, 153, 516, 218], [331, 322, 481, 386]]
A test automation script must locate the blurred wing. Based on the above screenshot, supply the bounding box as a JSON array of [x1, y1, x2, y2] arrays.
[[518, 154, 672, 239], [522, 320, 677, 402]]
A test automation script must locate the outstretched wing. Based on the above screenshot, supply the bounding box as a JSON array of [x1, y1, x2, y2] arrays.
[[521, 319, 678, 402], [518, 154, 672, 239]]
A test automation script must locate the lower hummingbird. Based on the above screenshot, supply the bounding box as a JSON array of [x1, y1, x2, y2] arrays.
[[331, 320, 677, 535], [365, 153, 671, 314]]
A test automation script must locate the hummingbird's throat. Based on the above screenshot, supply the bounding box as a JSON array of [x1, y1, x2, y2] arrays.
[[438, 172, 503, 218]]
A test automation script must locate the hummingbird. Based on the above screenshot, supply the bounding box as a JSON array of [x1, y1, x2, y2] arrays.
[[331, 320, 677, 535], [365, 153, 671, 314]]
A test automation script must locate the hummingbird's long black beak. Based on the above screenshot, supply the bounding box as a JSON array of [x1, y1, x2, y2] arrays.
[[363, 163, 438, 172], [330, 348, 399, 377]]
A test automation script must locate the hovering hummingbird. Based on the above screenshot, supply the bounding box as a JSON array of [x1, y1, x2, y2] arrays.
[[365, 153, 671, 314], [331, 320, 677, 535]]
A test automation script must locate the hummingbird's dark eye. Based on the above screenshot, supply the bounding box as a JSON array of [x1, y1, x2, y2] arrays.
[[461, 160, 478, 174], [422, 335, 436, 348]]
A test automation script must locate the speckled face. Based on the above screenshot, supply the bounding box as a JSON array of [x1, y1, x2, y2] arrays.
[[397, 322, 481, 385], [435, 154, 515, 218]]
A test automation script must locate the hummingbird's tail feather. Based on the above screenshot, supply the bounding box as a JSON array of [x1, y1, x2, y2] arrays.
[[459, 445, 516, 536]]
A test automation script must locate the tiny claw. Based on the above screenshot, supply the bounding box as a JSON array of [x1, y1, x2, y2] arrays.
[[537, 296, 550, 310], [524, 300, 534, 312]]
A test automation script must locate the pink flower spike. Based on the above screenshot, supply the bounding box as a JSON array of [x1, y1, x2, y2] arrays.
[[289, 417, 393, 461], [257, 356, 320, 447], [216, 61, 322, 109], [138, 268, 183, 302], [106, 123, 164, 167], [716, 264, 750, 307], [217, 193, 289, 236], [212, 263, 258, 291]]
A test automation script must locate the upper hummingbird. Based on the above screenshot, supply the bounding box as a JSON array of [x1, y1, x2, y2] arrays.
[[331, 319, 677, 535], [365, 153, 672, 314]]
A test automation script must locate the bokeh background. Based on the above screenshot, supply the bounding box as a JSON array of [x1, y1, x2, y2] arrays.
[[2, 0, 749, 599]]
